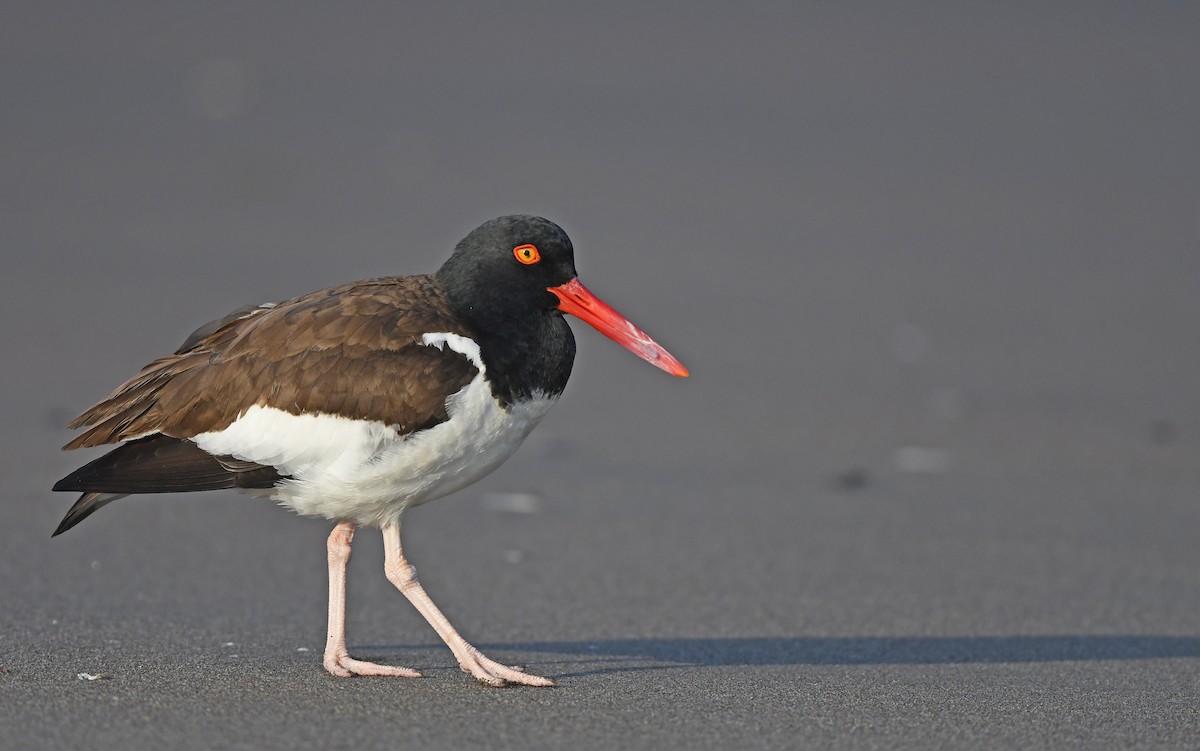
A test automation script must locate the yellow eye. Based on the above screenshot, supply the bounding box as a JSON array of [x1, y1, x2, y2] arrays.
[[513, 244, 540, 265]]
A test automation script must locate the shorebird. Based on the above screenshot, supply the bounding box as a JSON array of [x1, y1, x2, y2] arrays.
[[53, 215, 687, 686]]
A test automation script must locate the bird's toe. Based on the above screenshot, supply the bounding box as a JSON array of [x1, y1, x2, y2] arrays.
[[325, 652, 422, 678], [460, 648, 555, 687]]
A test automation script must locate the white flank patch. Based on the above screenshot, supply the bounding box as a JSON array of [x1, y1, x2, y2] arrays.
[[193, 331, 557, 527]]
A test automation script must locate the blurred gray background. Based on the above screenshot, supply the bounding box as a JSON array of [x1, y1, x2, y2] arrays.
[[2, 2, 1199, 749]]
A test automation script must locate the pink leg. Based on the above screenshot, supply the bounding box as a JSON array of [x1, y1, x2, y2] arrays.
[[381, 521, 554, 687], [323, 520, 421, 678]]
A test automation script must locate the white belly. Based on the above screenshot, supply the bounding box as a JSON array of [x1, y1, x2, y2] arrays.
[[192, 332, 557, 527]]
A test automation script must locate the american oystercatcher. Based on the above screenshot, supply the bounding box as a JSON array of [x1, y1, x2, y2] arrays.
[[52, 215, 687, 686]]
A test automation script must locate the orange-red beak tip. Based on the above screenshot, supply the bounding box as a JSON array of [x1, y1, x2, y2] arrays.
[[656, 355, 690, 378]]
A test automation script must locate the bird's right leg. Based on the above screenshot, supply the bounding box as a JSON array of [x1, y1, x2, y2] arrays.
[[323, 520, 422, 678], [381, 521, 554, 687]]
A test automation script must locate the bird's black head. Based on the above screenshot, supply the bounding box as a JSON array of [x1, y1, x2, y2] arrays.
[[436, 215, 578, 329], [437, 214, 689, 381]]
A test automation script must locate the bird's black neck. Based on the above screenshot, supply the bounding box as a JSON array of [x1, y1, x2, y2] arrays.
[[471, 313, 576, 408]]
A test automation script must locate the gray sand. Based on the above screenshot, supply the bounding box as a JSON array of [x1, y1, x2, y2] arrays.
[[3, 3, 1199, 749]]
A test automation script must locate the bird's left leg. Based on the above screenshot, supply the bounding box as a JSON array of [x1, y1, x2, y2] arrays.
[[381, 521, 554, 687], [323, 520, 422, 678]]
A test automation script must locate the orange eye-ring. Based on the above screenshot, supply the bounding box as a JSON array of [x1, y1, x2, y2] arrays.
[[513, 244, 540, 265]]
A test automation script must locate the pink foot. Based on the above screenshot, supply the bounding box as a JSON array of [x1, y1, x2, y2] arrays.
[[324, 651, 422, 678], [458, 646, 554, 687]]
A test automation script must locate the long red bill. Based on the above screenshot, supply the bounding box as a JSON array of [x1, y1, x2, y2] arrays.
[[548, 278, 689, 377]]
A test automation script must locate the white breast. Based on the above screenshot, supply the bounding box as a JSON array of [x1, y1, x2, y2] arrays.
[[192, 332, 557, 527]]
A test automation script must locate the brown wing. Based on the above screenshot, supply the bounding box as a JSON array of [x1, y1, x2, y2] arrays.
[[63, 275, 479, 450]]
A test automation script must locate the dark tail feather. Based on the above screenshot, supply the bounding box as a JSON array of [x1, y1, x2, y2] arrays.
[[53, 492, 126, 537], [52, 434, 282, 536]]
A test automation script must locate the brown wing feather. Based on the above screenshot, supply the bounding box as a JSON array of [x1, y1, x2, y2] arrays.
[[63, 276, 478, 450]]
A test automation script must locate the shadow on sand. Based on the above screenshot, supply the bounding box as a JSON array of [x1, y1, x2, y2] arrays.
[[471, 635, 1200, 672]]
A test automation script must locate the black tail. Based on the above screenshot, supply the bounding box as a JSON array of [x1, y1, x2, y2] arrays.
[[52, 492, 125, 537], [52, 434, 282, 536]]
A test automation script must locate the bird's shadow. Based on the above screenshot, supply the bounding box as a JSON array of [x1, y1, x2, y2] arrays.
[[408, 635, 1200, 678]]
